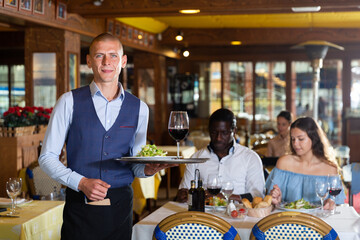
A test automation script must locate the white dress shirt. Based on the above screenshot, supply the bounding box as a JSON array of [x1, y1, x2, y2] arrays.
[[179, 141, 265, 198]]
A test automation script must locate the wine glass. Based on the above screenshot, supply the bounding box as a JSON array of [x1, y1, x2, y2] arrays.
[[328, 174, 342, 214], [6, 178, 22, 215], [221, 181, 234, 205], [315, 178, 329, 217], [207, 174, 222, 212], [168, 111, 189, 158]]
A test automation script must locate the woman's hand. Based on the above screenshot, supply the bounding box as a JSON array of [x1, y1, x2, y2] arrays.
[[269, 184, 282, 205], [323, 198, 336, 210]]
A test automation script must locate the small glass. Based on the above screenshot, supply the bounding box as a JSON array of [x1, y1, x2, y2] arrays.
[[221, 181, 234, 205], [315, 178, 329, 217], [168, 111, 189, 158], [6, 178, 22, 215], [207, 174, 221, 212], [328, 174, 342, 214]]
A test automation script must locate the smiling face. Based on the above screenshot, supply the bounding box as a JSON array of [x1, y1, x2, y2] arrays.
[[86, 39, 127, 84], [290, 127, 313, 156], [277, 116, 291, 138], [209, 121, 234, 153]]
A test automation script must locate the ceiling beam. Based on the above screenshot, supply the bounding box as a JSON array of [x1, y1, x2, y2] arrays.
[[68, 0, 360, 18], [160, 28, 360, 47]]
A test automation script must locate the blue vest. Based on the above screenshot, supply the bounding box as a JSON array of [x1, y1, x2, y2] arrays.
[[66, 86, 140, 188]]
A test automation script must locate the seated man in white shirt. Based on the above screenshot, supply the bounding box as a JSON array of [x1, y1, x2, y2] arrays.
[[176, 108, 265, 203]]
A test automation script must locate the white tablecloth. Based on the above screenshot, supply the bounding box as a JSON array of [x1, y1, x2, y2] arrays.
[[132, 201, 360, 240]]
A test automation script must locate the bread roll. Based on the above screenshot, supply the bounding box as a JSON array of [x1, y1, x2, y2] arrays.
[[263, 195, 272, 205], [242, 198, 252, 209], [254, 201, 270, 208], [252, 197, 263, 208]]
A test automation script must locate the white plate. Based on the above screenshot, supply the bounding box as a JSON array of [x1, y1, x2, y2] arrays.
[[0, 198, 33, 207], [276, 202, 321, 213], [115, 156, 209, 164]]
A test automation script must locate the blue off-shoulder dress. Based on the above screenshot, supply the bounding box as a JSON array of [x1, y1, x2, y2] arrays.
[[265, 167, 346, 204]]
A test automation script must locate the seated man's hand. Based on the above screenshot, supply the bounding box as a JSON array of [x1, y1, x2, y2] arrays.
[[323, 198, 335, 210], [229, 194, 241, 203], [176, 188, 188, 203]]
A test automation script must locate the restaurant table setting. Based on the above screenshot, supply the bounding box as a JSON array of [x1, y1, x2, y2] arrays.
[[0, 200, 64, 240], [132, 201, 360, 240]]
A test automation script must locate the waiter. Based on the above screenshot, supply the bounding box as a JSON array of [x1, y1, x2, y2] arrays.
[[39, 33, 169, 240]]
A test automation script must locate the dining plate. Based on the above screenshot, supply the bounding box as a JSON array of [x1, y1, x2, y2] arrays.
[[205, 205, 227, 211], [0, 198, 33, 207], [276, 202, 321, 213], [115, 156, 209, 164]]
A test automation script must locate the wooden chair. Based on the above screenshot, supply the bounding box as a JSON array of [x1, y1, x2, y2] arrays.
[[250, 211, 339, 240], [153, 211, 241, 240]]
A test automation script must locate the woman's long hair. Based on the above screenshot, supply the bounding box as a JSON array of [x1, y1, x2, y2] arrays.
[[290, 117, 339, 169]]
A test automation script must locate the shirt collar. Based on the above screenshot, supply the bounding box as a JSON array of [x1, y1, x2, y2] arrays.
[[89, 81, 124, 101], [207, 139, 236, 155]]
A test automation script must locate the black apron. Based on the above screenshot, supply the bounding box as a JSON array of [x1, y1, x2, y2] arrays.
[[61, 186, 133, 240]]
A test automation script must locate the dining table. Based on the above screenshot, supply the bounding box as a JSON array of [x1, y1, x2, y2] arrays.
[[132, 145, 197, 215], [0, 200, 64, 240], [132, 201, 360, 240]]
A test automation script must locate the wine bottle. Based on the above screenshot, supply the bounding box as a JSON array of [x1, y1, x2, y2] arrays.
[[196, 179, 205, 212], [188, 180, 197, 211]]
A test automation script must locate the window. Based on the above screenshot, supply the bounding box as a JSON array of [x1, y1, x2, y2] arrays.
[[33, 53, 56, 108], [0, 65, 25, 115], [351, 60, 360, 113], [223, 62, 253, 119], [294, 60, 343, 145]]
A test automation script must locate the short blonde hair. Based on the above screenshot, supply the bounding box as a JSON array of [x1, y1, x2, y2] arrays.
[[89, 32, 123, 55]]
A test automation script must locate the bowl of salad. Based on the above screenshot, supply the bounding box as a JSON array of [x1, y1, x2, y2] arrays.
[[277, 198, 321, 213]]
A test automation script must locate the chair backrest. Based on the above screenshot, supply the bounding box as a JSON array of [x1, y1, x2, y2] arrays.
[[250, 211, 339, 240], [26, 161, 62, 199], [153, 211, 241, 240]]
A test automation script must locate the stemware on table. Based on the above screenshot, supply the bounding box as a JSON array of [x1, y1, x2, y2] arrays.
[[207, 174, 222, 212], [315, 178, 329, 217], [6, 177, 22, 215], [328, 174, 342, 214], [168, 111, 189, 158], [221, 181, 234, 205]]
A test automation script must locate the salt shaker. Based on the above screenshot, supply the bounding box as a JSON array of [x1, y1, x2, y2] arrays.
[[226, 199, 236, 216]]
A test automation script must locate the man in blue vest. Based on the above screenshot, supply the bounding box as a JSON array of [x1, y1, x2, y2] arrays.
[[39, 33, 169, 240]]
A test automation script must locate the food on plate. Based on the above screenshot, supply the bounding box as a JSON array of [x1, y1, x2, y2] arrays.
[[208, 196, 227, 206], [242, 198, 252, 209], [136, 144, 167, 157], [252, 196, 263, 208], [284, 198, 317, 209]]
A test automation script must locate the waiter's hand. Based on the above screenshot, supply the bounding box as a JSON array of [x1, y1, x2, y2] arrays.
[[144, 163, 178, 176], [78, 177, 111, 201]]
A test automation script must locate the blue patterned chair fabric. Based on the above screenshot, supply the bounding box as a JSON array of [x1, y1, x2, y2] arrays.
[[250, 212, 339, 240], [153, 211, 240, 240]]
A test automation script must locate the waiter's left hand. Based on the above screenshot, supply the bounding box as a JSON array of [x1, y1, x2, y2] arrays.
[[144, 163, 178, 176]]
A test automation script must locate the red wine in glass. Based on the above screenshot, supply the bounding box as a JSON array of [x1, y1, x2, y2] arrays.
[[208, 187, 221, 196], [168, 111, 189, 158], [168, 128, 189, 142], [329, 188, 342, 197]]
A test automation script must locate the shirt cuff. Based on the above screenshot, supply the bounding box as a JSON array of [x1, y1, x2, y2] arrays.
[[67, 171, 84, 192]]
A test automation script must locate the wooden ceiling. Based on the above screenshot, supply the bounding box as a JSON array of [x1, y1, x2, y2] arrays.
[[67, 0, 360, 49]]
